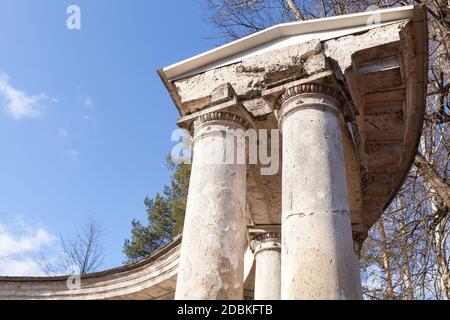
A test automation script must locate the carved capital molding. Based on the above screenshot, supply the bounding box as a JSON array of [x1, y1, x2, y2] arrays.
[[250, 232, 281, 255], [177, 83, 256, 135], [194, 111, 251, 130], [275, 83, 344, 110], [190, 111, 252, 148]]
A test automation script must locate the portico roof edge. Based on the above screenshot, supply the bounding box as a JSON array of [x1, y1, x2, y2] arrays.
[[158, 5, 419, 83]]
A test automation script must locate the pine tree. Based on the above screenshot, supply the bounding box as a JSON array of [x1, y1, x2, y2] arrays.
[[123, 159, 191, 263]]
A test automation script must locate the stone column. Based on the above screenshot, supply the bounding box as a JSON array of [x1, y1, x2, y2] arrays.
[[251, 232, 281, 300], [175, 111, 249, 300], [278, 83, 363, 300]]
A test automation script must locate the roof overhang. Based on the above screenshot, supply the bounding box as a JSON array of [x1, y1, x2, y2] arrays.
[[158, 5, 423, 85], [156, 4, 428, 231]]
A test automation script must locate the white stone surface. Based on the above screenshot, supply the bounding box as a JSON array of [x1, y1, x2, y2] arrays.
[[252, 233, 281, 300], [175, 118, 248, 300], [0, 9, 427, 300], [0, 236, 181, 300], [279, 93, 363, 300]]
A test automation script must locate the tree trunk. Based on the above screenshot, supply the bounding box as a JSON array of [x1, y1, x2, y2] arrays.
[[430, 195, 450, 300], [399, 197, 415, 300], [434, 217, 450, 300], [378, 220, 395, 299], [414, 152, 450, 208], [286, 0, 304, 20]]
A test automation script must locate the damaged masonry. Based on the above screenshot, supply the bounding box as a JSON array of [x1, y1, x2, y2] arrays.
[[0, 5, 427, 300]]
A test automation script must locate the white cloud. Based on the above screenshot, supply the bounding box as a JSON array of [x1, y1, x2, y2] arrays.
[[0, 224, 54, 256], [83, 97, 94, 108], [0, 257, 43, 277], [0, 219, 56, 276], [57, 128, 69, 138], [0, 72, 57, 119], [82, 114, 95, 123], [62, 148, 80, 162]]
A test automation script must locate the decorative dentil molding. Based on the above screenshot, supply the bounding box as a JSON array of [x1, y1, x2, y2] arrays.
[[194, 111, 251, 130], [250, 232, 282, 255], [275, 83, 344, 110]]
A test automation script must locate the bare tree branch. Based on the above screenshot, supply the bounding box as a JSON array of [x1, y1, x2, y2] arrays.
[[202, 0, 450, 300], [286, 0, 305, 19], [414, 152, 450, 208], [40, 218, 105, 275]]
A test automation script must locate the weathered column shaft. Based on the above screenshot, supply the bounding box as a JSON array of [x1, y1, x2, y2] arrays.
[[252, 232, 281, 300], [175, 112, 248, 300], [279, 84, 363, 300]]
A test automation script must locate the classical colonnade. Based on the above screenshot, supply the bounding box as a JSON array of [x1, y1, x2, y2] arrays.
[[0, 5, 426, 301], [175, 83, 363, 300], [157, 6, 426, 301]]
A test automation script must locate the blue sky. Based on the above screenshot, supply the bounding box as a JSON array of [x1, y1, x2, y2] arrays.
[[0, 0, 217, 275]]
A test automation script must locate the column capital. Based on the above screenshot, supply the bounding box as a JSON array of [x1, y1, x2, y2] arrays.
[[176, 83, 256, 134], [274, 82, 350, 131], [189, 110, 252, 154], [275, 83, 344, 110], [262, 73, 359, 125], [250, 232, 281, 256], [194, 111, 251, 131]]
